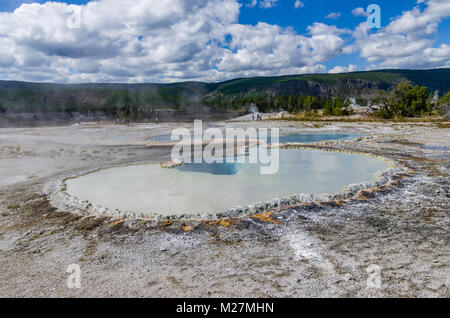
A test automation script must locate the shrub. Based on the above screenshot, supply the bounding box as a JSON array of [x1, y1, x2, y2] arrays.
[[377, 82, 430, 118]]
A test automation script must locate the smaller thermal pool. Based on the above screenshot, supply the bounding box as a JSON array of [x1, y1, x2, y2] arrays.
[[150, 133, 362, 144], [271, 133, 362, 144]]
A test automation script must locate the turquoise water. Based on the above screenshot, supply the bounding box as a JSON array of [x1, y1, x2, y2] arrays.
[[176, 133, 362, 176], [150, 133, 362, 144], [150, 134, 205, 142], [177, 161, 242, 175], [66, 148, 388, 216], [271, 133, 362, 144]]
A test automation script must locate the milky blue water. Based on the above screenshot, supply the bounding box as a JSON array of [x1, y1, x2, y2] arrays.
[[150, 134, 203, 142], [150, 133, 362, 144], [177, 161, 241, 175], [176, 133, 362, 176], [66, 148, 388, 216]]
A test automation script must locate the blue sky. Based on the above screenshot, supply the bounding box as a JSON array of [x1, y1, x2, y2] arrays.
[[238, 0, 425, 70], [0, 1, 427, 32], [0, 0, 449, 83], [239, 0, 416, 29]]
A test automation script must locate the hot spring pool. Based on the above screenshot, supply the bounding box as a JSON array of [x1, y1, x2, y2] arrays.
[[65, 149, 389, 217]]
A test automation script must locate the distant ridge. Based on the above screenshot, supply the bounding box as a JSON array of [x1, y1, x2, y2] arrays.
[[0, 68, 449, 114]]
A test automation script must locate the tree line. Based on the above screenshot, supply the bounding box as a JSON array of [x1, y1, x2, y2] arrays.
[[374, 82, 449, 119], [1, 81, 449, 120], [204, 81, 450, 119], [203, 94, 354, 116]]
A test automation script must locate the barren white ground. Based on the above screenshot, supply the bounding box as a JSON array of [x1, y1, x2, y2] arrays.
[[0, 120, 448, 297]]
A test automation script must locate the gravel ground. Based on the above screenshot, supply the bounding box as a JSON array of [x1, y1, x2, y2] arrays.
[[0, 120, 448, 297]]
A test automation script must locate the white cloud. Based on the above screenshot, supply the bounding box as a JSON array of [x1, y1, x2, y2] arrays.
[[0, 0, 348, 83], [307, 22, 350, 36], [218, 22, 346, 76], [352, 7, 369, 17], [354, 0, 450, 70], [326, 12, 341, 20], [249, 0, 279, 9], [0, 0, 448, 83], [247, 0, 257, 8], [294, 1, 304, 9], [329, 64, 357, 74]]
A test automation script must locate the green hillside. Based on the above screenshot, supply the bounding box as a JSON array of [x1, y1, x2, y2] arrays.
[[0, 68, 449, 116], [204, 69, 450, 101]]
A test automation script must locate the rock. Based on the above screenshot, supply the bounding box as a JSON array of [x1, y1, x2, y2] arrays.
[[182, 224, 194, 232]]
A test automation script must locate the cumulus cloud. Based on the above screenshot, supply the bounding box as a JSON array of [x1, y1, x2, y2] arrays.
[[0, 0, 348, 83], [247, 0, 279, 9], [294, 1, 304, 9], [326, 12, 341, 20], [352, 7, 369, 17], [259, 0, 279, 9], [354, 0, 450, 69], [0, 0, 448, 83], [328, 64, 357, 74], [247, 0, 258, 8], [218, 21, 347, 76]]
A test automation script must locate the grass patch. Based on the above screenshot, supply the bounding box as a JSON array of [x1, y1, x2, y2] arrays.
[[390, 139, 424, 146], [436, 122, 450, 128], [1, 212, 9, 217], [275, 114, 447, 123], [7, 203, 20, 210]]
